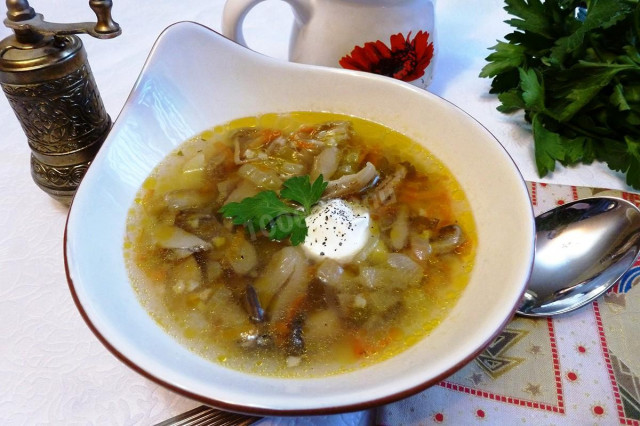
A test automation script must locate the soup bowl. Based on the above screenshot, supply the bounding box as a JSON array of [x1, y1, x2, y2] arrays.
[[64, 22, 535, 415]]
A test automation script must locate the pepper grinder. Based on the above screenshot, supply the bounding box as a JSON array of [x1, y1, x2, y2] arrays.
[[0, 0, 120, 204]]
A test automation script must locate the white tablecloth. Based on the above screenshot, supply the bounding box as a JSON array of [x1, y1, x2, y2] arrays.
[[0, 1, 634, 424]]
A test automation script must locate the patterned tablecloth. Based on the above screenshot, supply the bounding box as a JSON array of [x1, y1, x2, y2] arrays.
[[376, 182, 640, 425]]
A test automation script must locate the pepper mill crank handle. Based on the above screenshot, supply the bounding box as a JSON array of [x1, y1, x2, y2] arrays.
[[88, 0, 120, 37], [4, 0, 121, 39]]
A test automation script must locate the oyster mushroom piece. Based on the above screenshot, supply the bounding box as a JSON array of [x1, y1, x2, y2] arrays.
[[163, 189, 213, 210], [310, 146, 340, 181], [225, 235, 258, 275], [322, 162, 378, 198], [389, 206, 409, 250], [245, 284, 265, 323], [315, 258, 344, 287], [373, 164, 407, 205], [253, 246, 305, 309], [232, 128, 271, 165], [154, 225, 211, 252], [410, 234, 432, 261], [431, 224, 465, 254]]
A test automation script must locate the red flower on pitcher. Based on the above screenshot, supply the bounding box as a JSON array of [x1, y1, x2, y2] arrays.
[[339, 31, 434, 82]]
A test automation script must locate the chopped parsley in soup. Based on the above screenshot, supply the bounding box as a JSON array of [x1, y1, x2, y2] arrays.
[[124, 112, 476, 377]]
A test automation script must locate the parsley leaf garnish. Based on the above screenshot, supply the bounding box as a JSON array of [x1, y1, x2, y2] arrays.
[[480, 0, 640, 188], [280, 174, 329, 212], [218, 175, 328, 245]]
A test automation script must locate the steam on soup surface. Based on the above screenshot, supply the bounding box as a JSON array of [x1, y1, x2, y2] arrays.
[[125, 112, 476, 377]]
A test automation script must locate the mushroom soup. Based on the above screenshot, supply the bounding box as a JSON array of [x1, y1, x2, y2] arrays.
[[124, 112, 476, 377]]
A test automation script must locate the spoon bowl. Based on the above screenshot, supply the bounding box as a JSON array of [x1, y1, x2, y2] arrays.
[[517, 196, 640, 317]]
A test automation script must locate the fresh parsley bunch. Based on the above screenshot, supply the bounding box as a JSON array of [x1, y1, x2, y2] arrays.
[[480, 0, 640, 188]]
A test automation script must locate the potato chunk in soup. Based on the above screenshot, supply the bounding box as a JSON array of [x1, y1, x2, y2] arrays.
[[125, 112, 476, 377]]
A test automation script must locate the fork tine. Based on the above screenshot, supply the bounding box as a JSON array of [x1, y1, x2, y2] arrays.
[[155, 405, 261, 426]]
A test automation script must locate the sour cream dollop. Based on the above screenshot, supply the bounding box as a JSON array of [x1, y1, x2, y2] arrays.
[[302, 199, 370, 263]]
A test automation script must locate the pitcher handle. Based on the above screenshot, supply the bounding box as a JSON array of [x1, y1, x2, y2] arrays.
[[222, 0, 310, 47]]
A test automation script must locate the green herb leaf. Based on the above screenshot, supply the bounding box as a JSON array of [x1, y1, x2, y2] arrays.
[[533, 114, 591, 175], [519, 68, 545, 110], [218, 191, 299, 228], [218, 175, 328, 245], [610, 83, 631, 111], [479, 41, 527, 78], [503, 0, 554, 38], [280, 175, 328, 213], [532, 114, 562, 175], [290, 216, 311, 246], [268, 215, 301, 243], [497, 89, 526, 113]]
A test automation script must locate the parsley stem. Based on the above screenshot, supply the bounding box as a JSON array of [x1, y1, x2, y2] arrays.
[[562, 120, 620, 145], [578, 61, 637, 70], [634, 5, 640, 45]]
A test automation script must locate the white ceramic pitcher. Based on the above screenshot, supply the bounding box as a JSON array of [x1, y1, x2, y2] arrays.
[[222, 0, 437, 89]]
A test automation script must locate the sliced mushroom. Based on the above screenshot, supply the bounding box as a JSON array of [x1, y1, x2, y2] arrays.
[[312, 121, 353, 146], [310, 146, 339, 181], [303, 308, 341, 347], [389, 206, 409, 250], [359, 253, 423, 290], [164, 189, 213, 210], [431, 224, 465, 254], [253, 247, 304, 309], [286, 316, 305, 356], [217, 177, 240, 204], [233, 128, 268, 165], [315, 258, 344, 287], [372, 164, 407, 205], [386, 253, 423, 287], [245, 284, 265, 323], [267, 257, 308, 323], [174, 210, 222, 241], [154, 225, 211, 252], [224, 179, 260, 204], [410, 234, 432, 261], [322, 162, 378, 199], [225, 235, 258, 275], [410, 216, 440, 233]]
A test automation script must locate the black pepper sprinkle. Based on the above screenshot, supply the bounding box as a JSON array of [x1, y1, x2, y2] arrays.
[[302, 199, 370, 259]]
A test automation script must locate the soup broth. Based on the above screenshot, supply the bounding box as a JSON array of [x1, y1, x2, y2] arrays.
[[125, 112, 476, 377]]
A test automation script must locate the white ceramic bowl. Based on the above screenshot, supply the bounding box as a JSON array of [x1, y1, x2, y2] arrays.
[[64, 22, 535, 415]]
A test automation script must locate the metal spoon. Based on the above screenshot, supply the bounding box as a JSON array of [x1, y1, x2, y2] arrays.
[[517, 196, 640, 317]]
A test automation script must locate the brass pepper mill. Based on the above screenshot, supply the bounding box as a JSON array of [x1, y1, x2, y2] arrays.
[[0, 0, 120, 204]]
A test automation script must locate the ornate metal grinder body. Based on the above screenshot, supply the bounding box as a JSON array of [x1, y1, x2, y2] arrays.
[[0, 0, 120, 204]]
